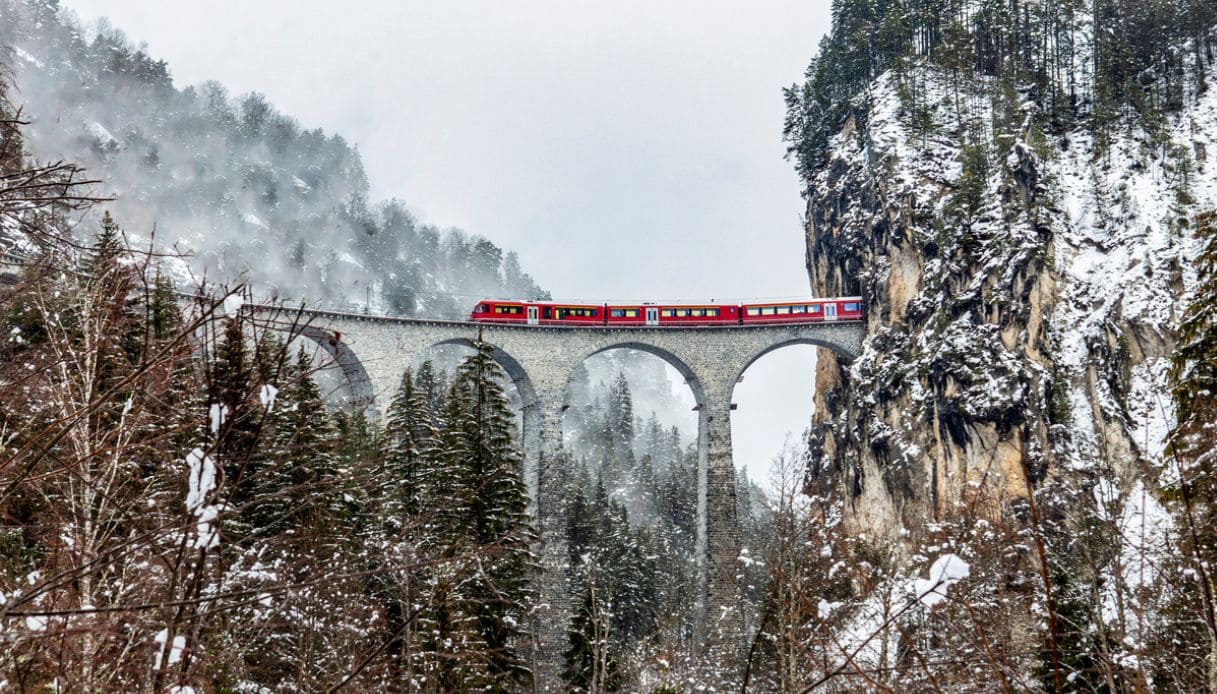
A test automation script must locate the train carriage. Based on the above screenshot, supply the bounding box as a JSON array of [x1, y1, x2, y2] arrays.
[[739, 297, 863, 324], [604, 304, 739, 326], [652, 304, 738, 326], [470, 300, 602, 326]]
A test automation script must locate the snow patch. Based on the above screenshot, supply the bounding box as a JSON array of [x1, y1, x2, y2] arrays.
[[242, 214, 269, 229], [86, 122, 117, 148], [153, 628, 186, 668], [913, 554, 970, 607], [208, 404, 228, 435], [184, 448, 222, 549], [13, 46, 44, 68], [222, 294, 245, 317], [259, 384, 279, 412], [184, 448, 215, 513], [337, 252, 365, 270]]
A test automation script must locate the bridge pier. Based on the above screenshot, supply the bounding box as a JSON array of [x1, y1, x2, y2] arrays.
[[695, 379, 745, 676], [524, 384, 573, 691]]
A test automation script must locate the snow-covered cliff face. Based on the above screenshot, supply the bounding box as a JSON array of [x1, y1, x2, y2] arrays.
[[803, 65, 1212, 533]]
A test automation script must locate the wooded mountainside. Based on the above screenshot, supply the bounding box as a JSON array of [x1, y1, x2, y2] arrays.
[[780, 0, 1217, 690], [1, 0, 548, 317], [786, 0, 1217, 178]]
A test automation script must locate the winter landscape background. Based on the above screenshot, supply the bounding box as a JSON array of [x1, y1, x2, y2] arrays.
[[3, 0, 1217, 691]]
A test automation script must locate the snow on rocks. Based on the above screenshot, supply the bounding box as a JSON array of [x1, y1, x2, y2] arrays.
[[913, 553, 971, 607], [86, 121, 118, 148]]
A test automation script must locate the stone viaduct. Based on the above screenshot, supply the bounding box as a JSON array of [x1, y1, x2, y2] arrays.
[[248, 304, 864, 683]]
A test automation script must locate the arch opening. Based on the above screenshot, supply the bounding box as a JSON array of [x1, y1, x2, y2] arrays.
[[284, 325, 376, 414], [420, 338, 541, 503], [729, 341, 825, 497], [424, 337, 537, 412], [559, 345, 704, 643]]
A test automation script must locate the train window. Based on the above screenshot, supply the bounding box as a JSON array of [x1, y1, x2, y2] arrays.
[[844, 302, 860, 311], [792, 305, 806, 313], [544, 307, 552, 319], [777, 306, 791, 314], [808, 304, 821, 312], [476, 304, 486, 312], [494, 305, 522, 314], [625, 309, 638, 317], [661, 309, 674, 317], [746, 307, 761, 316], [611, 309, 625, 318], [708, 308, 719, 317], [558, 308, 596, 318], [761, 307, 776, 315]]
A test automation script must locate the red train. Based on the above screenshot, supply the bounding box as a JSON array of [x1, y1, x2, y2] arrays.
[[468, 297, 863, 327]]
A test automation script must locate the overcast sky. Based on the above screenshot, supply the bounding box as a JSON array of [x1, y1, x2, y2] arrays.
[[62, 0, 833, 485]]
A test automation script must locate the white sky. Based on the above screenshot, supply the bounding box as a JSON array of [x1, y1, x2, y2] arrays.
[[61, 0, 834, 486]]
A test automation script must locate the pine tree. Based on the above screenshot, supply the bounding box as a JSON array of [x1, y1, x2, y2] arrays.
[[563, 575, 623, 693], [370, 369, 444, 685], [242, 347, 340, 539], [413, 359, 447, 426], [381, 370, 438, 522], [424, 341, 537, 689], [1166, 209, 1217, 690]]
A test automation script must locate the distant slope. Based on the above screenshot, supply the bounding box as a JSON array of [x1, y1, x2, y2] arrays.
[[0, 0, 548, 317]]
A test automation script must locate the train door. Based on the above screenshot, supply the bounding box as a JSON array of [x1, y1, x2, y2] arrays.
[[527, 305, 539, 325], [645, 307, 659, 326], [824, 302, 837, 321]]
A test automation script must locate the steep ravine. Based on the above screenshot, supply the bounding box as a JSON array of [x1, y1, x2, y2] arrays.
[[803, 68, 1212, 534]]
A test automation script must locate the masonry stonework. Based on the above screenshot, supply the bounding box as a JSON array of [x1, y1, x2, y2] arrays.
[[253, 307, 863, 688]]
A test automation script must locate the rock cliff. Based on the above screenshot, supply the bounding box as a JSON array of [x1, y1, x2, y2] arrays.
[[802, 67, 1213, 533]]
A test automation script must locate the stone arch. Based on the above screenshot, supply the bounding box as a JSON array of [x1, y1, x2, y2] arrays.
[[428, 337, 539, 409], [730, 334, 857, 398], [292, 325, 376, 412], [576, 341, 708, 407], [427, 337, 545, 504]]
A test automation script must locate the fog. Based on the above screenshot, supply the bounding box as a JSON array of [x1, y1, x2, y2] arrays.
[[54, 0, 833, 486]]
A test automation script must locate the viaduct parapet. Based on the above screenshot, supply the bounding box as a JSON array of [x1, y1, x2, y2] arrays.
[[249, 305, 864, 688]]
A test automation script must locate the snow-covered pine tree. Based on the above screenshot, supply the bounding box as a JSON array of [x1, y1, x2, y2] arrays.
[[422, 341, 537, 690], [1167, 209, 1217, 689], [260, 346, 341, 536], [369, 369, 443, 685], [563, 574, 623, 693], [381, 369, 439, 523], [412, 359, 448, 427], [206, 317, 264, 495], [608, 372, 635, 472]]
